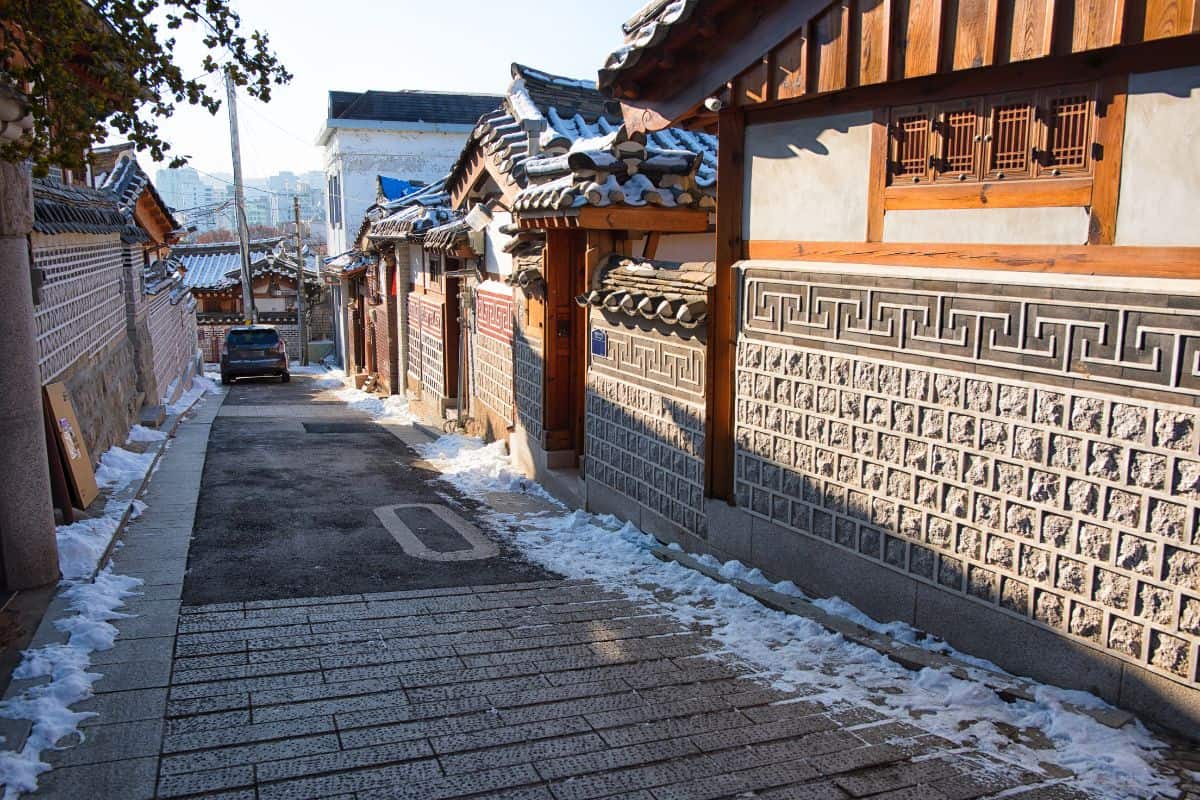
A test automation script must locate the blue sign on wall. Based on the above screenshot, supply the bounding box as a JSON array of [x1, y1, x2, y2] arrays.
[[591, 329, 608, 358]]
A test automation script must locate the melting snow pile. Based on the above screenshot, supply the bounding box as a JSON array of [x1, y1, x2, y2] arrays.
[[411, 432, 1177, 800], [167, 374, 218, 416], [334, 383, 415, 422], [0, 570, 142, 798]]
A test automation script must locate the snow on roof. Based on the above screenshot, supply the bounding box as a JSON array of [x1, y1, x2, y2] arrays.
[[445, 63, 717, 217], [599, 0, 700, 91]]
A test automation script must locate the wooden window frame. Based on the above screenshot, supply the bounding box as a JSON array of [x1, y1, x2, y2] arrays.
[[882, 82, 1104, 212]]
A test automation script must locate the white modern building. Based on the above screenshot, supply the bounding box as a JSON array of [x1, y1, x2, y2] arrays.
[[317, 89, 501, 258]]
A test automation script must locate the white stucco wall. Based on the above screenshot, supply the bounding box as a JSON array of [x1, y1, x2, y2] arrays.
[[1115, 65, 1200, 247], [485, 212, 515, 277], [743, 112, 873, 242], [322, 125, 474, 256], [882, 207, 1091, 245]]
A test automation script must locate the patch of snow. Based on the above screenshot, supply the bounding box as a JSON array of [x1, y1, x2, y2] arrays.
[[408, 432, 1178, 800], [0, 569, 142, 798], [93, 447, 155, 491], [54, 517, 120, 582], [167, 374, 220, 416], [125, 425, 167, 444], [334, 385, 414, 423]]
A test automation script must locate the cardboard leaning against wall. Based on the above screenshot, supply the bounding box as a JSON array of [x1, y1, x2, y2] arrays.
[[44, 382, 99, 509]]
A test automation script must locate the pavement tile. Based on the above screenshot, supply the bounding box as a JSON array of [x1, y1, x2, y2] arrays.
[[92, 635, 175, 665], [75, 688, 167, 728], [92, 659, 172, 693], [44, 719, 163, 767], [171, 657, 323, 685], [162, 715, 335, 754], [428, 717, 595, 755], [535, 736, 699, 781], [335, 694, 490, 730], [27, 755, 159, 799], [256, 756, 443, 800], [337, 710, 506, 750], [164, 708, 252, 735], [158, 732, 341, 776], [157, 764, 255, 798], [439, 732, 608, 775], [359, 762, 541, 800], [166, 669, 325, 700], [252, 688, 410, 724], [255, 740, 434, 782], [165, 692, 250, 718], [252, 675, 407, 706]]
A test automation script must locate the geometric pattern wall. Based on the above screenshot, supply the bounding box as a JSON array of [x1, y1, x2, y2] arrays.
[[736, 268, 1200, 688], [473, 287, 514, 424], [33, 235, 126, 382], [588, 315, 707, 536]]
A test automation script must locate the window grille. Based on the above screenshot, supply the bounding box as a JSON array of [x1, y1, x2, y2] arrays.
[[939, 107, 980, 178], [891, 113, 930, 181], [988, 101, 1032, 176], [1044, 92, 1092, 172]]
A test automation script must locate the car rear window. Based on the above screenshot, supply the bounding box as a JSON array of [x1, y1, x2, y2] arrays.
[[227, 330, 279, 348]]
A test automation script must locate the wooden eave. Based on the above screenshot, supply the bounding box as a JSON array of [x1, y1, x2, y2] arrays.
[[447, 145, 520, 211], [515, 205, 710, 233], [133, 191, 176, 246], [612, 0, 1200, 132]]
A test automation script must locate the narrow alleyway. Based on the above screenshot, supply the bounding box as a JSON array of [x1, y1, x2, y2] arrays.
[[25, 375, 1116, 799]]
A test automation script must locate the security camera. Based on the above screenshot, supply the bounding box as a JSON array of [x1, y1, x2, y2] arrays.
[[704, 96, 724, 113]]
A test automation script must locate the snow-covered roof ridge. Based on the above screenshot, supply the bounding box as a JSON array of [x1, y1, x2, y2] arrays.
[[442, 62, 717, 219]]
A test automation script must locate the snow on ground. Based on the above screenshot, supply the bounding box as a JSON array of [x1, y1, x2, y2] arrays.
[[403, 431, 1177, 800], [0, 375, 224, 796], [125, 425, 167, 444], [333, 379, 415, 422], [0, 570, 143, 798], [167, 374, 218, 416]]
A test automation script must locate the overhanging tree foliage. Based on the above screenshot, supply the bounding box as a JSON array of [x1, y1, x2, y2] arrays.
[[0, 0, 292, 174]]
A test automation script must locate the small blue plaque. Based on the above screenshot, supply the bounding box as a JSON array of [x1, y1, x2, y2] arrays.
[[590, 329, 608, 358]]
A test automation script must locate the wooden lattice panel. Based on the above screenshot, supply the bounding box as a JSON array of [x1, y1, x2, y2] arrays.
[[890, 111, 931, 182], [938, 106, 981, 178], [1043, 90, 1094, 174], [988, 100, 1034, 176]]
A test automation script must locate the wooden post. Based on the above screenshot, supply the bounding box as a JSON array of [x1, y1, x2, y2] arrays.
[[709, 109, 746, 504], [0, 160, 60, 588]]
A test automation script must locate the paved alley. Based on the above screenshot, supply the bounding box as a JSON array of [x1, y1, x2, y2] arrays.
[[29, 375, 1093, 799]]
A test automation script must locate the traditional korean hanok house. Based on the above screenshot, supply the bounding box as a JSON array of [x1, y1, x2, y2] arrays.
[[92, 146, 199, 413], [362, 180, 465, 413], [175, 239, 323, 363], [600, 0, 1200, 732], [443, 63, 717, 510]]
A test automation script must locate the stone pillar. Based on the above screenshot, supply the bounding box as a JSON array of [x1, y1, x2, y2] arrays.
[[0, 161, 59, 589]]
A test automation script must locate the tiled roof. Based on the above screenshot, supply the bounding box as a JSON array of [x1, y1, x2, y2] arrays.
[[366, 180, 459, 241], [98, 154, 180, 240], [447, 63, 716, 216], [176, 239, 319, 290], [328, 89, 502, 125], [32, 179, 128, 236], [423, 218, 471, 253], [576, 255, 713, 329], [598, 0, 702, 92]]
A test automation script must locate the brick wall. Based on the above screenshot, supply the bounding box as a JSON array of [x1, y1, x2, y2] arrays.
[[587, 313, 707, 537], [309, 288, 333, 341], [732, 265, 1200, 694]]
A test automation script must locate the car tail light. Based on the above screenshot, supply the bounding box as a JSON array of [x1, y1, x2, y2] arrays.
[[275, 341, 286, 355]]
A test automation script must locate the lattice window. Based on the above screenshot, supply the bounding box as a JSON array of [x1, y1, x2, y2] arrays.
[[932, 101, 982, 182], [987, 100, 1033, 177], [1042, 90, 1093, 174], [890, 112, 931, 182]]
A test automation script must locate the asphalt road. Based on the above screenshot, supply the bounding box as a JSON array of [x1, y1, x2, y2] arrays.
[[182, 375, 553, 604]]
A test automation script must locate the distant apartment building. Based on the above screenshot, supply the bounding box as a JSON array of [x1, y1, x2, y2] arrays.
[[317, 89, 502, 257], [155, 166, 220, 233]]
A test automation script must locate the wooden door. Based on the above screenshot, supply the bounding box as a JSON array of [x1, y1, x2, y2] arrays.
[[542, 230, 586, 459]]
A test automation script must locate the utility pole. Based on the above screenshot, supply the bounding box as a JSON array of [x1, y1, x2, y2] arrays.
[[225, 68, 256, 324], [293, 196, 308, 366]]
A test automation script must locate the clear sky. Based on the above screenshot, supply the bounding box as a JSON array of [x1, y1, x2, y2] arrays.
[[144, 0, 645, 180]]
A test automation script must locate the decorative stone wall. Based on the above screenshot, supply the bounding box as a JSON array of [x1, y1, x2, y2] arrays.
[[473, 287, 514, 424], [514, 329, 543, 442], [146, 290, 198, 404], [419, 299, 445, 400], [32, 234, 127, 383], [407, 294, 424, 386], [734, 264, 1200, 690], [309, 289, 334, 341], [587, 313, 707, 536]]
